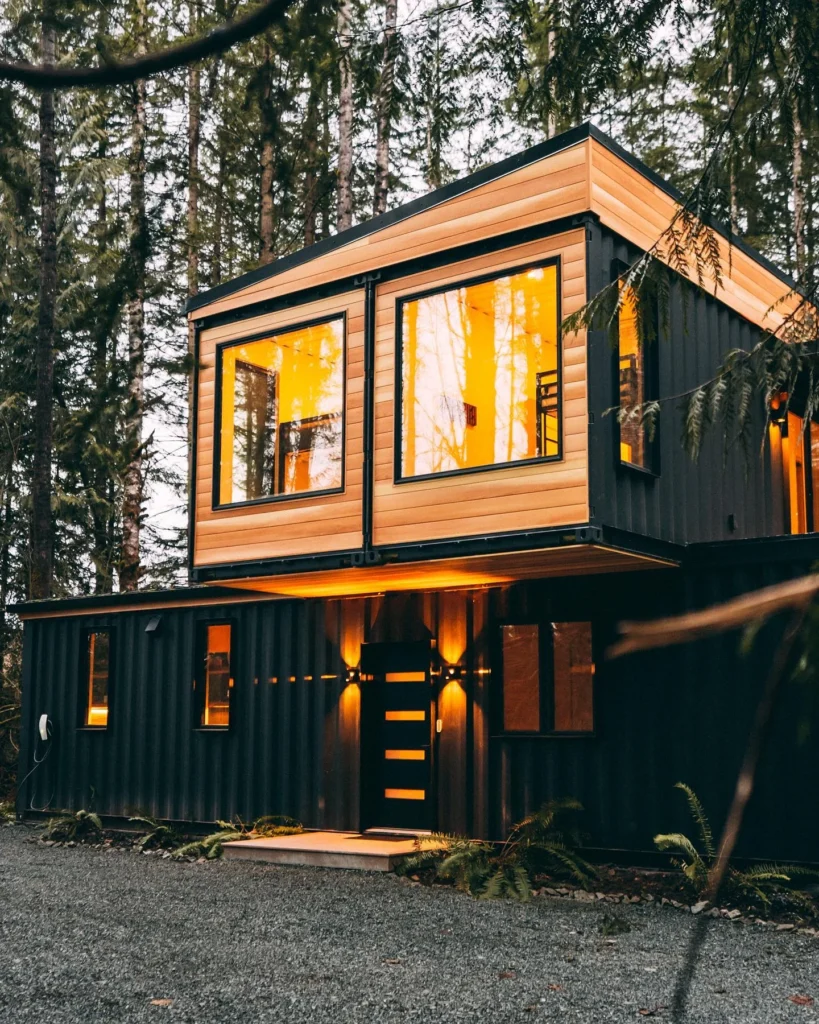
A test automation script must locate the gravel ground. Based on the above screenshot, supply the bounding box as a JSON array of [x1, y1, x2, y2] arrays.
[[1, 824, 818, 1024]]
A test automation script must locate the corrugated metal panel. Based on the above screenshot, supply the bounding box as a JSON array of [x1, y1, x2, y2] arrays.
[[17, 552, 819, 862], [586, 222, 784, 544]]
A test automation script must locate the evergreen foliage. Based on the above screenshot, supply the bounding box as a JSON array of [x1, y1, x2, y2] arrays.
[[654, 782, 819, 912]]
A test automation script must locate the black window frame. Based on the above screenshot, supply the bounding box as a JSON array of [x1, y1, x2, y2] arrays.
[[611, 259, 661, 478], [77, 627, 114, 730], [492, 619, 596, 739], [779, 404, 819, 535], [193, 619, 237, 731], [212, 312, 347, 511], [394, 255, 563, 485]]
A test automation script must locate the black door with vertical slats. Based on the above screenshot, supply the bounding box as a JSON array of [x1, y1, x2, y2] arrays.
[[360, 642, 434, 832]]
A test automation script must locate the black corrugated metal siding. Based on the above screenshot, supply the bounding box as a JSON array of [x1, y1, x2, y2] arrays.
[[586, 222, 784, 544], [17, 549, 819, 862]]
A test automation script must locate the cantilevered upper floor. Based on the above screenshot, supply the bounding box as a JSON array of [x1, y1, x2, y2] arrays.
[[186, 123, 804, 596]]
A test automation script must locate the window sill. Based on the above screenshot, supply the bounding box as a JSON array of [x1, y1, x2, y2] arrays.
[[396, 453, 563, 486], [77, 726, 108, 732], [618, 459, 659, 479], [193, 727, 231, 733], [212, 484, 345, 512]]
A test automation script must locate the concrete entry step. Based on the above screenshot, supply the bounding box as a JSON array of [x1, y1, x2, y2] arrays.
[[222, 830, 439, 872]]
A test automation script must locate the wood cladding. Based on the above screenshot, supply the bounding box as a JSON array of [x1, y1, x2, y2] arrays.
[[372, 231, 589, 547], [189, 130, 801, 575], [194, 292, 365, 568]]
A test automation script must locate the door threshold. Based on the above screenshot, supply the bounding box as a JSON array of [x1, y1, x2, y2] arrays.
[[364, 827, 432, 837]]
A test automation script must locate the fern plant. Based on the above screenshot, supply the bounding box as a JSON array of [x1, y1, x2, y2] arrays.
[[43, 809, 102, 842], [397, 800, 594, 902], [172, 815, 304, 860], [655, 782, 818, 913], [506, 799, 598, 889], [129, 816, 182, 851]]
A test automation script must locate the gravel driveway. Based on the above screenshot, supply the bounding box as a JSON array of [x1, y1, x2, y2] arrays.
[[1, 824, 817, 1024]]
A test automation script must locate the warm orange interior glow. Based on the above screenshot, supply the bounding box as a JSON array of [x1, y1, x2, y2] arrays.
[[784, 411, 809, 534], [203, 623, 231, 727], [85, 631, 110, 728], [552, 621, 594, 733], [385, 710, 425, 722], [384, 749, 425, 760], [87, 706, 108, 727], [385, 671, 426, 682], [401, 264, 559, 477], [384, 788, 426, 800], [218, 319, 344, 504], [618, 284, 647, 468]]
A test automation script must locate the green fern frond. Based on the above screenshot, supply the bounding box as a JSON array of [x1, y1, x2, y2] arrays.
[[673, 783, 714, 858]]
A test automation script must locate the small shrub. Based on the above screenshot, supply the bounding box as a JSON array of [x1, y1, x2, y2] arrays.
[[654, 782, 819, 915], [129, 816, 182, 851], [599, 914, 631, 936], [398, 799, 595, 902], [172, 815, 304, 861], [43, 809, 102, 843]]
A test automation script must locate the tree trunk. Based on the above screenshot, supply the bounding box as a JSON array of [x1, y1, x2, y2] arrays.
[[373, 0, 398, 217], [120, 0, 147, 593], [30, 2, 58, 600], [187, 0, 201, 470], [336, 0, 354, 231], [792, 104, 806, 283], [727, 60, 739, 234], [259, 39, 276, 264], [303, 83, 319, 246]]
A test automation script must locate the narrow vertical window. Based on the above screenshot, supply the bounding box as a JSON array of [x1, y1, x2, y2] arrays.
[[618, 285, 649, 469], [83, 631, 110, 727], [552, 622, 594, 733], [197, 623, 233, 728], [501, 624, 541, 732], [781, 411, 819, 535]]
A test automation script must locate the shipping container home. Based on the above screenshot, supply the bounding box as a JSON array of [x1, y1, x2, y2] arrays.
[[13, 124, 819, 862]]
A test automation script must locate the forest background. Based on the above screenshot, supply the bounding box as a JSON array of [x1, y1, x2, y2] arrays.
[[0, 0, 816, 793]]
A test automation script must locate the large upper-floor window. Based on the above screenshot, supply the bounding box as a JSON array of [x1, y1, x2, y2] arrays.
[[216, 317, 345, 506], [398, 262, 560, 480]]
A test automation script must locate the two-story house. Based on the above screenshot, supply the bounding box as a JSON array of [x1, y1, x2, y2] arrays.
[[13, 124, 819, 862]]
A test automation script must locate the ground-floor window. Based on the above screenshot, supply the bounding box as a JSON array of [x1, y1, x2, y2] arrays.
[[498, 621, 594, 735], [195, 623, 234, 728], [81, 630, 111, 728]]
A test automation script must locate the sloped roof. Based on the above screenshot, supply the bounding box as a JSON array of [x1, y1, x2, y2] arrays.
[[187, 122, 796, 322]]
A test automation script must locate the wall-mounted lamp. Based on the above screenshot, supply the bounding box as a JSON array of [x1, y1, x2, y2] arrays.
[[145, 615, 162, 637], [444, 664, 466, 681], [771, 393, 789, 431], [345, 667, 361, 684]]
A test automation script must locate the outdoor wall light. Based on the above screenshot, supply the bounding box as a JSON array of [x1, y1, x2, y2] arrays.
[[145, 615, 162, 636], [444, 664, 465, 680], [345, 667, 361, 684]]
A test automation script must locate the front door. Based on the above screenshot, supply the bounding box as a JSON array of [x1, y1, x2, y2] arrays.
[[360, 642, 434, 832]]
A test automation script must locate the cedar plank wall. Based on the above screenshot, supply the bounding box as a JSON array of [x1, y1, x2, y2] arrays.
[[372, 231, 589, 546], [586, 223, 785, 544], [194, 291, 365, 567], [587, 137, 801, 332], [189, 143, 590, 320]]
